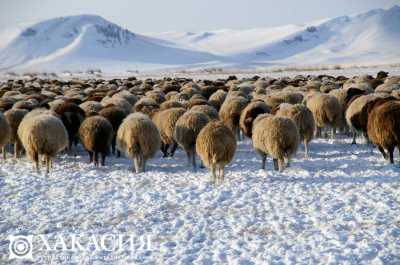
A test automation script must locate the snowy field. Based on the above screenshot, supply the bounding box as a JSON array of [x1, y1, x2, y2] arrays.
[[1, 136, 400, 264]]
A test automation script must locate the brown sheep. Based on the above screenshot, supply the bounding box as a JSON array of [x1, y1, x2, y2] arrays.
[[252, 114, 299, 171], [196, 121, 237, 183], [4, 108, 28, 158], [239, 101, 271, 138], [367, 99, 400, 163], [276, 103, 315, 158], [160, 100, 185, 110], [208, 89, 227, 110], [174, 111, 210, 169], [305, 93, 342, 138], [152, 107, 186, 157], [18, 114, 68, 173], [133, 97, 160, 116], [99, 105, 127, 157], [190, 105, 219, 121], [0, 112, 11, 160], [79, 115, 114, 166], [219, 96, 248, 140], [345, 94, 389, 144], [117, 113, 161, 173], [54, 102, 86, 152], [329, 88, 365, 132]]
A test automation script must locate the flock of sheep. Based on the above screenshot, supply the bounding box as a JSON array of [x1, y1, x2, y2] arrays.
[[0, 71, 399, 183]]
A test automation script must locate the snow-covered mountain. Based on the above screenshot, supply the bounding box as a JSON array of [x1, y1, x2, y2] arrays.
[[1, 6, 400, 72], [0, 15, 218, 72], [151, 5, 400, 66]]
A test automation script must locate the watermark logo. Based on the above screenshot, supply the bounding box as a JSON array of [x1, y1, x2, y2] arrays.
[[8, 234, 152, 261], [9, 235, 33, 260]]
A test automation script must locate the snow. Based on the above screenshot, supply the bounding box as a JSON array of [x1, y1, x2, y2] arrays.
[[1, 136, 400, 264]]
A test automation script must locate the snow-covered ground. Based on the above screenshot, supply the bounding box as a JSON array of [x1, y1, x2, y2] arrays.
[[1, 136, 400, 264]]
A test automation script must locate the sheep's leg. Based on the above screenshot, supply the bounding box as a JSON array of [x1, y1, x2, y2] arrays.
[[191, 151, 197, 171], [388, 147, 394, 164], [161, 143, 169, 157], [211, 163, 216, 183], [112, 137, 116, 155], [88, 151, 94, 163], [133, 156, 140, 173], [286, 158, 291, 168], [45, 155, 50, 174], [331, 127, 336, 140], [68, 136, 73, 154], [2, 146, 6, 160], [377, 146, 387, 160], [100, 153, 106, 166], [316, 127, 322, 138], [273, 159, 279, 171], [14, 141, 20, 159], [41, 154, 46, 166], [200, 160, 205, 168], [33, 152, 39, 173], [261, 153, 266, 170], [170, 143, 178, 157], [186, 151, 192, 167], [278, 158, 285, 172], [304, 139, 309, 159], [324, 127, 329, 139], [220, 166, 225, 183], [142, 158, 146, 172], [94, 152, 99, 166], [236, 127, 241, 142], [73, 136, 79, 156], [117, 150, 121, 158], [351, 131, 357, 145]]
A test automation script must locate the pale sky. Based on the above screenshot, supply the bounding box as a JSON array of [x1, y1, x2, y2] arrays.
[[0, 0, 398, 32]]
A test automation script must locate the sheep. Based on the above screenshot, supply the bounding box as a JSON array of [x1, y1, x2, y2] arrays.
[[219, 96, 248, 140], [4, 108, 28, 158], [79, 115, 114, 166], [305, 93, 342, 138], [24, 108, 57, 120], [101, 96, 132, 115], [190, 105, 219, 120], [117, 113, 161, 173], [17, 114, 68, 173], [0, 112, 11, 160], [252, 114, 299, 171], [133, 97, 160, 116], [367, 99, 400, 163], [196, 121, 237, 183], [276, 103, 315, 158], [152, 107, 186, 157], [329, 88, 366, 133], [160, 100, 185, 110], [54, 102, 85, 152], [99, 105, 127, 157], [264, 91, 303, 111], [174, 111, 210, 169], [239, 101, 271, 138], [112, 91, 138, 106], [208, 89, 227, 110], [79, 101, 103, 116], [345, 94, 387, 144]]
